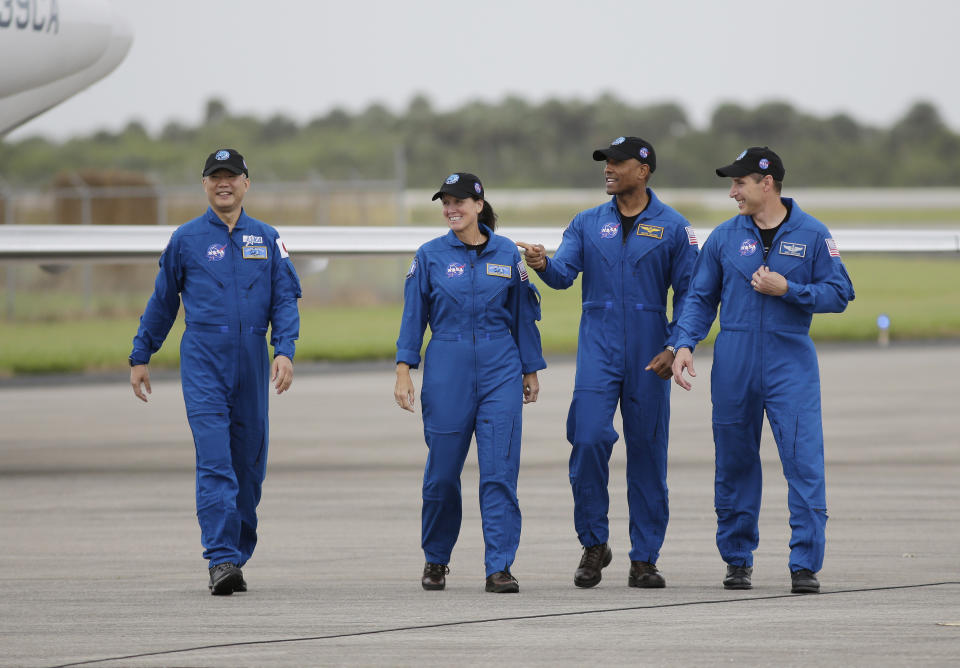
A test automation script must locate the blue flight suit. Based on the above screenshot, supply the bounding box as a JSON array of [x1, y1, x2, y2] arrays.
[[396, 225, 546, 577], [673, 198, 854, 573], [130, 207, 301, 568], [536, 190, 698, 563]]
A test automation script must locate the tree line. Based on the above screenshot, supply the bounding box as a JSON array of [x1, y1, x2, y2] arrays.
[[2, 95, 958, 188]]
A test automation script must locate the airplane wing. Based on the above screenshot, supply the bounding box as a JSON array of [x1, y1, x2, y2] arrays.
[[1, 225, 957, 263]]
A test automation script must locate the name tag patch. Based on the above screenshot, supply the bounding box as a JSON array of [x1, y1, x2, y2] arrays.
[[637, 224, 664, 239], [487, 263, 512, 279], [242, 246, 268, 259], [779, 241, 806, 258]]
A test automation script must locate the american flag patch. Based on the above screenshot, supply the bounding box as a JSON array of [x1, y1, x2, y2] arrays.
[[685, 226, 699, 247], [517, 261, 528, 281], [825, 238, 841, 257]]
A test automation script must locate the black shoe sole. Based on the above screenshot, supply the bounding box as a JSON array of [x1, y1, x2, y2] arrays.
[[791, 585, 820, 594], [628, 575, 666, 588], [209, 572, 243, 596], [574, 547, 613, 588], [485, 582, 519, 593], [421, 582, 445, 591], [723, 581, 752, 590]]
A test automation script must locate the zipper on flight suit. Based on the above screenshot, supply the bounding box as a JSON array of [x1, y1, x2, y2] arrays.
[[229, 227, 244, 395], [756, 221, 787, 400]]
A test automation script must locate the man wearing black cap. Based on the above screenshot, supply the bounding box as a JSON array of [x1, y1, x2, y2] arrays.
[[518, 136, 698, 589], [670, 147, 855, 594], [129, 149, 302, 595]]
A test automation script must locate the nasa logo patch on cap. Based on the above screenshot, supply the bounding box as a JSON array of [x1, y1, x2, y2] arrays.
[[431, 172, 484, 201], [202, 148, 249, 177], [716, 147, 785, 180], [592, 136, 657, 171]]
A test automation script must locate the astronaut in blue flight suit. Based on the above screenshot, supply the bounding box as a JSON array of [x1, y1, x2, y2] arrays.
[[394, 173, 546, 594], [129, 149, 301, 595], [671, 147, 854, 594], [518, 137, 698, 589]]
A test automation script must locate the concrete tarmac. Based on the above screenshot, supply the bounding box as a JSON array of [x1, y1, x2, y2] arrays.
[[1, 344, 958, 667]]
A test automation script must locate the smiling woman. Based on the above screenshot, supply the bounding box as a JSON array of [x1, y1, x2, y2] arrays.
[[393, 171, 546, 594]]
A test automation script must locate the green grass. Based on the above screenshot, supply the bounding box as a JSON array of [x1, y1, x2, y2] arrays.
[[1, 255, 958, 376]]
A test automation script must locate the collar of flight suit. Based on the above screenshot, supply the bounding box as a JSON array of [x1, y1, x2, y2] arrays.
[[606, 187, 665, 225], [443, 223, 496, 253], [733, 197, 802, 236], [204, 206, 250, 233]]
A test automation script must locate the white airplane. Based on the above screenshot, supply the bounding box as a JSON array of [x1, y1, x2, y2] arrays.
[[0, 0, 132, 136]]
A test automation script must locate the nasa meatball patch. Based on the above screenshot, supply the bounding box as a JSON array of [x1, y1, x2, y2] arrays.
[[599, 222, 619, 239], [206, 243, 226, 262]]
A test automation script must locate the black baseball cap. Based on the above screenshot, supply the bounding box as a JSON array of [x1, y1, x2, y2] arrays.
[[202, 148, 248, 177], [431, 172, 484, 201], [592, 136, 657, 172], [716, 146, 785, 180]]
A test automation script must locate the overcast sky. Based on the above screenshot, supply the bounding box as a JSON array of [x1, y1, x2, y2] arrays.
[[7, 0, 960, 141]]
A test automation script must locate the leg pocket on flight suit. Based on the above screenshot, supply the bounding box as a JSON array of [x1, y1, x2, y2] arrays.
[[771, 412, 826, 505], [580, 303, 613, 355], [711, 416, 748, 509], [477, 413, 519, 479]]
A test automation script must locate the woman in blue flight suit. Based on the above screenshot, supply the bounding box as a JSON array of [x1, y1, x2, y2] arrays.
[[394, 173, 546, 593]]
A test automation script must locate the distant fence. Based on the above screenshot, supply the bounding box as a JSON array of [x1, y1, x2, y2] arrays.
[[0, 175, 405, 227]]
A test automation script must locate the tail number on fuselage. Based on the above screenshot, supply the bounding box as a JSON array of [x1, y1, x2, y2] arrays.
[[0, 0, 60, 34]]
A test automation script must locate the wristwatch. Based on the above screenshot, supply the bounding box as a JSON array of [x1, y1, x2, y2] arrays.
[[664, 345, 675, 354]]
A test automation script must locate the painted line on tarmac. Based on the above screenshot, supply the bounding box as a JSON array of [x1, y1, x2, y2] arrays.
[[47, 580, 960, 668]]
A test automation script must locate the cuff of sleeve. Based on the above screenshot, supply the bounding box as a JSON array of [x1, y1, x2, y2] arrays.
[[129, 351, 150, 366], [396, 349, 421, 369], [521, 358, 547, 375], [781, 280, 798, 302], [274, 350, 295, 361]]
